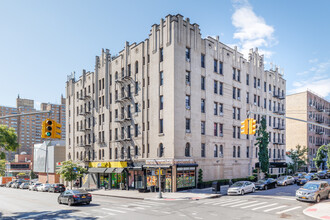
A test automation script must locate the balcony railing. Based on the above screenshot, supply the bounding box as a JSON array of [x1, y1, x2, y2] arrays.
[[315, 118, 324, 123], [78, 142, 91, 147], [78, 110, 91, 116], [78, 95, 91, 101], [316, 106, 323, 112], [273, 124, 285, 130], [315, 130, 324, 135]]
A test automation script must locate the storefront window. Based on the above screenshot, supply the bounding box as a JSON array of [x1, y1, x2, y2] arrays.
[[177, 167, 195, 189]]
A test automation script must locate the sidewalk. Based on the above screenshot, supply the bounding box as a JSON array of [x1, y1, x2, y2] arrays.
[[85, 187, 223, 201], [303, 201, 330, 220]]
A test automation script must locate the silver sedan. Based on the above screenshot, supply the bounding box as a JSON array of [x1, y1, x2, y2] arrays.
[[227, 181, 255, 195]]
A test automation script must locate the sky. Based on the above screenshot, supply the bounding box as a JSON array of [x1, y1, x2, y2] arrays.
[[0, 0, 329, 109]]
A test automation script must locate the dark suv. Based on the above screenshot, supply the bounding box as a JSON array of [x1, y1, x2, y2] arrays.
[[48, 184, 66, 193]]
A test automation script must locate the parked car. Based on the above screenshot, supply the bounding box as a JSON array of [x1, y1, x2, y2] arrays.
[[48, 184, 66, 193], [293, 173, 307, 183], [296, 175, 309, 186], [12, 181, 23, 188], [227, 181, 255, 195], [306, 173, 320, 181], [276, 176, 295, 186], [36, 183, 51, 192], [296, 181, 330, 203], [29, 182, 41, 191], [19, 182, 30, 189], [316, 170, 328, 179], [6, 181, 14, 187], [58, 189, 92, 206], [255, 178, 277, 190]]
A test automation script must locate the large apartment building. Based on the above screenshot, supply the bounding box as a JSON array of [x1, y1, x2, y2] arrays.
[[286, 90, 330, 171], [0, 96, 66, 160], [66, 14, 286, 192]]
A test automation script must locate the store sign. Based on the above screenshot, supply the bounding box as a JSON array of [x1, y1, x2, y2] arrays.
[[89, 161, 128, 168], [173, 159, 195, 164], [146, 159, 196, 166]]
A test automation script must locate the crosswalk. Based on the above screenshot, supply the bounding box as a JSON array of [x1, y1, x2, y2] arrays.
[[189, 198, 302, 215], [71, 200, 167, 218]]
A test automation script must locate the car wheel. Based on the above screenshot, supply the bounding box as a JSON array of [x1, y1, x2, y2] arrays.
[[264, 185, 268, 190], [252, 188, 255, 193], [68, 199, 73, 206], [316, 195, 320, 203], [86, 201, 90, 205], [241, 190, 245, 195], [284, 182, 287, 186], [58, 198, 62, 204]]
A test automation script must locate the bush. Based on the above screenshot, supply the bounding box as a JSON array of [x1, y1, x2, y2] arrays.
[[248, 175, 257, 182]]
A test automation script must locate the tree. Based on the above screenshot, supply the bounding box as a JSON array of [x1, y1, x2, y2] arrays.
[[56, 160, 87, 189], [0, 159, 6, 176], [313, 144, 330, 170], [30, 170, 37, 179], [0, 125, 19, 159], [198, 168, 203, 183], [287, 145, 308, 173], [255, 117, 269, 174]]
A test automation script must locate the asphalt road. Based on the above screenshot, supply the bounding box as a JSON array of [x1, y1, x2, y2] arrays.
[[0, 179, 329, 220]]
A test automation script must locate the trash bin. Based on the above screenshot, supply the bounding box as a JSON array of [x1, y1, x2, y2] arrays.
[[212, 181, 220, 193], [151, 186, 155, 192]]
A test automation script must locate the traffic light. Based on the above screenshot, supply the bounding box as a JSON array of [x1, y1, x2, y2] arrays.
[[249, 118, 257, 135], [41, 118, 62, 139], [241, 119, 249, 135]]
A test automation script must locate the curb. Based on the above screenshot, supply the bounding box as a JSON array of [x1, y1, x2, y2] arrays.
[[303, 202, 330, 220], [91, 193, 144, 200]]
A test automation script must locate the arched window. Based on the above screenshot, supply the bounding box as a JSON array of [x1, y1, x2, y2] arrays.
[[220, 145, 223, 157], [135, 61, 138, 74], [214, 145, 218, 157], [127, 146, 131, 159], [238, 146, 241, 158], [115, 71, 118, 80], [233, 146, 236, 158], [88, 151, 91, 160], [135, 146, 138, 156], [115, 148, 118, 159], [159, 143, 164, 157], [121, 147, 124, 159], [185, 143, 190, 157]]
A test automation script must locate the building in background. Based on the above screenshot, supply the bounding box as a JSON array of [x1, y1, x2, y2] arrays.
[[33, 140, 65, 184], [286, 90, 330, 171], [66, 14, 286, 191], [0, 96, 66, 160], [5, 153, 32, 177]]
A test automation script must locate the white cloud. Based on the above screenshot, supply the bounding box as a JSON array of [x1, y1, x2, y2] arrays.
[[308, 58, 318, 63], [231, 0, 276, 58], [289, 78, 330, 98]]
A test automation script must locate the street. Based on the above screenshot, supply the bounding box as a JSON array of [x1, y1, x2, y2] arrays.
[[1, 181, 330, 220]]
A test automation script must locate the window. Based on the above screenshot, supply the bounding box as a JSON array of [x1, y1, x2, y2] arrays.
[[219, 123, 223, 136], [257, 96, 260, 107], [135, 146, 138, 156], [214, 145, 218, 157], [201, 121, 205, 135], [127, 125, 131, 138], [214, 81, 218, 94], [246, 146, 249, 158], [219, 103, 223, 114], [254, 94, 257, 105], [237, 89, 241, 100], [219, 62, 223, 75], [220, 145, 223, 157], [238, 146, 241, 158], [233, 107, 236, 119], [233, 146, 236, 157], [185, 143, 190, 157], [237, 70, 240, 82], [246, 92, 249, 104], [233, 87, 236, 99], [135, 81, 138, 95], [269, 116, 271, 127], [246, 74, 249, 85], [159, 119, 163, 133], [264, 98, 266, 108], [121, 147, 124, 159], [186, 48, 190, 62], [185, 71, 190, 85], [186, 118, 191, 133], [214, 60, 218, 72], [160, 71, 163, 86], [160, 48, 163, 62], [128, 64, 131, 76], [233, 126, 236, 138], [135, 103, 138, 113], [264, 82, 266, 92], [135, 61, 138, 74], [219, 82, 223, 95], [127, 147, 131, 159], [257, 78, 260, 87], [237, 108, 241, 120], [232, 68, 236, 80], [201, 54, 205, 68], [214, 102, 218, 115], [160, 96, 164, 110], [269, 84, 271, 92], [201, 143, 205, 157], [269, 100, 271, 111], [214, 123, 218, 136], [201, 99, 205, 113], [254, 77, 256, 88], [201, 76, 205, 90], [185, 95, 190, 109], [135, 124, 138, 137], [159, 143, 164, 157]]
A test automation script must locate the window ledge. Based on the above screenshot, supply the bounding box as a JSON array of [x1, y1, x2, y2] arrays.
[[158, 133, 164, 136]]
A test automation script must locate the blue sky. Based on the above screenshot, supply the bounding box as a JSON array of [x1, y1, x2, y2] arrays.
[[0, 0, 329, 109]]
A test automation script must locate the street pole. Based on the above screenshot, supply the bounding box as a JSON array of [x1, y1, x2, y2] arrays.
[[158, 167, 162, 198], [44, 140, 50, 184]]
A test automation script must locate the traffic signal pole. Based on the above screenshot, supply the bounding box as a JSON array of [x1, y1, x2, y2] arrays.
[[0, 110, 52, 120]]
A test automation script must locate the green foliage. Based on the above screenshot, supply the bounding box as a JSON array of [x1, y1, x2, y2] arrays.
[[0, 159, 6, 176], [255, 117, 269, 174], [313, 144, 330, 170], [287, 145, 308, 173], [30, 170, 37, 179], [0, 125, 19, 159], [198, 168, 203, 183], [248, 175, 257, 182], [56, 160, 87, 189]]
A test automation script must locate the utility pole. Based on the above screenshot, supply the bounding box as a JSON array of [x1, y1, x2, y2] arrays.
[[158, 167, 162, 198]]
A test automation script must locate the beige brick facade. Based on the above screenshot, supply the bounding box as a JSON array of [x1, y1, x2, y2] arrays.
[[66, 15, 286, 186]]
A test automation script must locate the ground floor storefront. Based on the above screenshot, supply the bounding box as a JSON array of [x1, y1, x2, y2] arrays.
[[82, 159, 198, 192]]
